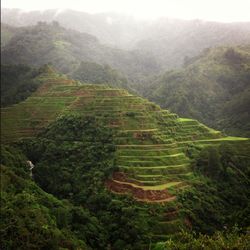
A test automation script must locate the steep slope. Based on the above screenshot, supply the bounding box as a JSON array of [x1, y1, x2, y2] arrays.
[[1, 63, 132, 107], [1, 64, 41, 107], [1, 68, 249, 245], [2, 67, 246, 203], [1, 165, 88, 250], [2, 139, 249, 249], [149, 45, 250, 136], [1, 22, 160, 79]]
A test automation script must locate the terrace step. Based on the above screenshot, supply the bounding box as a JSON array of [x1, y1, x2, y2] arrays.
[[111, 179, 183, 191]]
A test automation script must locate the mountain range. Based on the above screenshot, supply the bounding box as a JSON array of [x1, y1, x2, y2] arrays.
[[1, 8, 250, 249], [2, 8, 250, 70], [147, 45, 250, 136], [1, 21, 160, 79]]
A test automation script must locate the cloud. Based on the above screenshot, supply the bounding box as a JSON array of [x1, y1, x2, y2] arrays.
[[2, 0, 250, 22]]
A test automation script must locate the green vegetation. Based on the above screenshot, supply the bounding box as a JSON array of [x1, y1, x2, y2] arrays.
[[153, 229, 250, 250], [153, 141, 250, 249], [1, 64, 41, 107], [71, 61, 131, 90], [2, 137, 249, 249], [1, 146, 87, 249], [2, 21, 250, 137], [148, 45, 250, 137], [1, 68, 249, 249], [19, 114, 116, 201], [180, 141, 250, 233], [1, 22, 160, 79], [2, 9, 250, 70], [1, 68, 226, 201], [1, 23, 18, 48], [2, 115, 156, 250]]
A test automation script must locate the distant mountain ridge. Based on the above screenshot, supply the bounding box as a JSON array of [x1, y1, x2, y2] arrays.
[[2, 8, 250, 70], [148, 45, 250, 136], [134, 18, 250, 68], [1, 22, 160, 79], [1, 8, 147, 49]]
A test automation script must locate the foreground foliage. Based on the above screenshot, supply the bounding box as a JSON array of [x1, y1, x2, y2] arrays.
[[153, 141, 250, 249], [2, 115, 153, 249], [1, 147, 87, 249], [154, 229, 250, 250], [1, 114, 249, 249], [180, 142, 250, 233]]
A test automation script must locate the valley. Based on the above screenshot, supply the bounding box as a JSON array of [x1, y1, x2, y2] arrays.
[[1, 5, 250, 250]]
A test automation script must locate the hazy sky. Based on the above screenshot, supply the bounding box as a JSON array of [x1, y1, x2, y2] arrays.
[[2, 0, 250, 22]]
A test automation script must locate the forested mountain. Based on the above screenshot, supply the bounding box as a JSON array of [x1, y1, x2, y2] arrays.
[[71, 61, 131, 90], [2, 22, 250, 136], [135, 19, 250, 68], [1, 68, 249, 249], [1, 23, 19, 48], [1, 63, 132, 107], [2, 8, 250, 70], [1, 22, 160, 79], [1, 8, 147, 49], [1, 7, 250, 249], [1, 64, 41, 107], [148, 45, 250, 137]]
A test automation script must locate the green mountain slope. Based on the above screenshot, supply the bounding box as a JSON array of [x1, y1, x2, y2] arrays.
[[1, 64, 42, 107], [1, 68, 249, 248], [2, 8, 250, 64], [1, 23, 19, 48], [2, 128, 150, 250], [71, 61, 130, 90], [135, 19, 250, 69], [149, 45, 250, 137], [1, 146, 88, 249], [1, 22, 160, 79], [1, 63, 132, 107], [2, 66, 246, 200]]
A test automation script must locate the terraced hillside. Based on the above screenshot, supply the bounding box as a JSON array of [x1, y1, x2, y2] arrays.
[[148, 45, 250, 137], [1, 68, 248, 205]]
